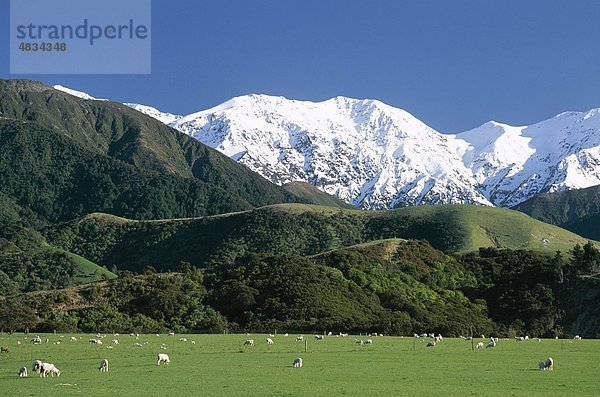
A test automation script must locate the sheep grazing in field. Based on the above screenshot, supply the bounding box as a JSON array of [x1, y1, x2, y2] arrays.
[[266, 338, 274, 345], [516, 336, 525, 342], [40, 362, 61, 377], [476, 342, 484, 349], [284, 333, 289, 337], [89, 338, 102, 345], [1, 346, 9, 353], [364, 339, 373, 345], [437, 334, 443, 341], [296, 336, 304, 342], [31, 336, 42, 344], [157, 353, 170, 365], [420, 333, 428, 338], [269, 334, 275, 337], [19, 367, 28, 377], [99, 359, 109, 372], [356, 340, 364, 345], [168, 332, 175, 337], [539, 357, 554, 371], [314, 335, 324, 340], [32, 360, 42, 374], [179, 338, 188, 342], [293, 357, 303, 368], [426, 341, 436, 347], [244, 339, 254, 347], [70, 336, 77, 342], [486, 340, 496, 348], [112, 339, 119, 345], [574, 335, 582, 340], [191, 340, 196, 345]]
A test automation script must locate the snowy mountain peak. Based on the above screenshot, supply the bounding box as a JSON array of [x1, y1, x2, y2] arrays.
[[163, 94, 600, 209]]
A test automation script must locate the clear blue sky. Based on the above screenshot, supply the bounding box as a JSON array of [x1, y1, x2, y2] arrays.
[[3, 0, 600, 133]]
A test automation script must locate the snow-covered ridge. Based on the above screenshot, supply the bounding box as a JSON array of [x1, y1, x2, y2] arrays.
[[124, 103, 182, 125], [50, 84, 600, 209], [53, 85, 107, 101]]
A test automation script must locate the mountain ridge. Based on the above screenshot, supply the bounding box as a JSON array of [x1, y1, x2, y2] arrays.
[[54, 85, 600, 209]]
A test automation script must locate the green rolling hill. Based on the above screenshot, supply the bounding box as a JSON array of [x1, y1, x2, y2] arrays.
[[0, 225, 115, 296], [45, 203, 596, 272]]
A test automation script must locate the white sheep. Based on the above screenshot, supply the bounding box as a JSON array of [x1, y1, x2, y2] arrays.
[[364, 339, 373, 345], [179, 338, 188, 342], [574, 335, 582, 340], [293, 357, 303, 368], [539, 357, 554, 371], [296, 336, 304, 342], [266, 338, 274, 345], [244, 339, 254, 346], [18, 367, 28, 377], [314, 335, 324, 340], [99, 359, 109, 372], [40, 362, 61, 377], [31, 336, 42, 344], [168, 332, 175, 337], [476, 342, 484, 349], [191, 340, 196, 345], [157, 353, 170, 365], [70, 336, 77, 342], [112, 339, 119, 345]]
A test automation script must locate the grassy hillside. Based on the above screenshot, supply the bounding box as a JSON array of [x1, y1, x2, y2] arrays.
[[0, 224, 115, 295], [514, 185, 600, 240], [45, 204, 595, 272]]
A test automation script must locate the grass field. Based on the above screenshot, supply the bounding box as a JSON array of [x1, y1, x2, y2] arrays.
[[0, 333, 598, 396]]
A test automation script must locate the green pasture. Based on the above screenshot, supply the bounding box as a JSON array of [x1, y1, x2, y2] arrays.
[[0, 333, 597, 396]]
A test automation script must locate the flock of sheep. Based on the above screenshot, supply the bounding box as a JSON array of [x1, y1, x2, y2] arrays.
[[5, 330, 574, 379]]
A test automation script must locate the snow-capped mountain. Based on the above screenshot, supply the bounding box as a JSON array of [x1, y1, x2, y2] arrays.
[[163, 94, 600, 209], [56, 85, 600, 209]]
